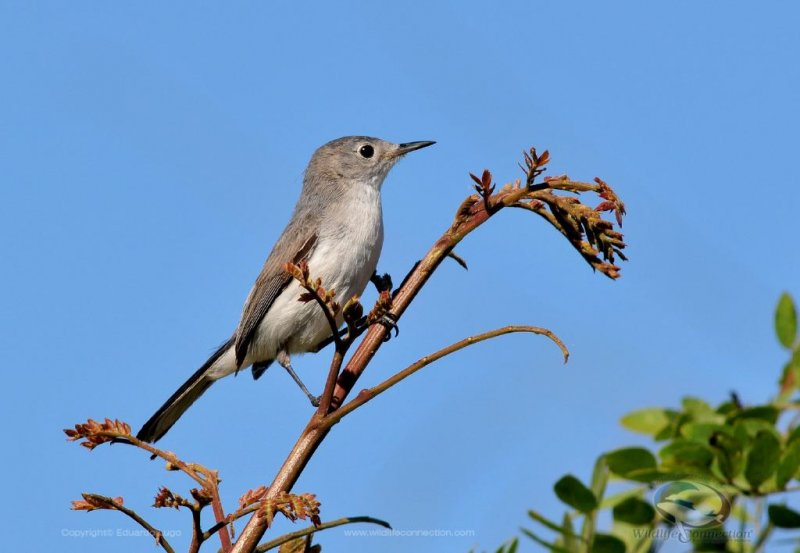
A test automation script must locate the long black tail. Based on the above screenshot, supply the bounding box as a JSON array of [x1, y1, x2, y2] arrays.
[[137, 337, 233, 443]]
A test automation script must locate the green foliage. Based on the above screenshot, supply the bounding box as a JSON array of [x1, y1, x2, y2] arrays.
[[777, 440, 800, 489], [496, 293, 800, 553], [492, 537, 520, 553], [554, 475, 598, 513], [612, 497, 655, 525], [619, 408, 676, 437], [744, 430, 780, 490], [776, 292, 797, 349], [605, 448, 656, 478], [589, 534, 626, 553], [768, 504, 800, 528]]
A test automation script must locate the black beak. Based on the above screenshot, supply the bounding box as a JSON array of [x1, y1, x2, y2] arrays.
[[394, 140, 436, 156]]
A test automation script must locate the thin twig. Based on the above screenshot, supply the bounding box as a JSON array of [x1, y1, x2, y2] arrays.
[[328, 325, 568, 424], [255, 516, 391, 552], [79, 494, 176, 553], [189, 506, 203, 553], [207, 472, 233, 552]]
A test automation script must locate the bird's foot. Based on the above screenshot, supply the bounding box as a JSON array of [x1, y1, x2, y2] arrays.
[[378, 313, 399, 341]]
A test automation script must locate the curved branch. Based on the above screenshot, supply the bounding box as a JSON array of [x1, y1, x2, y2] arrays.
[[255, 516, 391, 552], [328, 325, 568, 424], [77, 494, 175, 553]]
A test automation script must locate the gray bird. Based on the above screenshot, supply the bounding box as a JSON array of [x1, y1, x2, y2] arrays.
[[137, 136, 435, 442]]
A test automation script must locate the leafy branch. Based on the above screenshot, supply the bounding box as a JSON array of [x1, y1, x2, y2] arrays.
[[499, 292, 800, 553]]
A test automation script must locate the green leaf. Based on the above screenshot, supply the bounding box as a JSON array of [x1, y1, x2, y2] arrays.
[[735, 419, 780, 445], [605, 447, 657, 477], [745, 430, 781, 489], [506, 538, 518, 553], [554, 475, 598, 513], [710, 429, 745, 480], [612, 497, 656, 525], [590, 533, 627, 553], [682, 396, 715, 417], [520, 528, 572, 553], [680, 422, 726, 443], [527, 509, 577, 537], [776, 292, 798, 349], [769, 504, 800, 528], [730, 405, 780, 425], [777, 440, 800, 489], [659, 440, 715, 471], [620, 408, 674, 437], [715, 400, 739, 417], [589, 455, 609, 502]]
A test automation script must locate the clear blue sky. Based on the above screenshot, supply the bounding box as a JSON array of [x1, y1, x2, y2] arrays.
[[2, 2, 799, 552]]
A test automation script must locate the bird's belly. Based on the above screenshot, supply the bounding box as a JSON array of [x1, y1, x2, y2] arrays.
[[248, 219, 383, 362]]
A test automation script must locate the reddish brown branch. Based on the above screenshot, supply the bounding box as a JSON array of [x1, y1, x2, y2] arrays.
[[207, 471, 232, 552], [254, 516, 391, 552], [73, 494, 176, 553], [329, 325, 568, 424], [230, 148, 625, 553]]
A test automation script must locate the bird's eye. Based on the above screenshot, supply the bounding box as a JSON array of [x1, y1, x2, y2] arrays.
[[359, 144, 374, 158]]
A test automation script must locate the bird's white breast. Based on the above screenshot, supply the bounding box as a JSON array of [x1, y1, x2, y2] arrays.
[[248, 185, 384, 361]]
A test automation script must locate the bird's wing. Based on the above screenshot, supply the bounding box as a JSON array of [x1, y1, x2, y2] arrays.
[[234, 229, 317, 367]]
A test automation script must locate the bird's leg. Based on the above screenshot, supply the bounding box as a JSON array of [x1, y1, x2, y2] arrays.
[[276, 349, 320, 407]]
